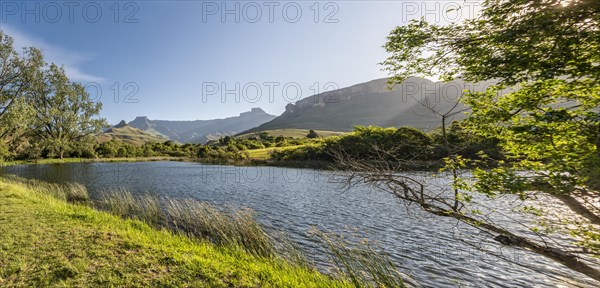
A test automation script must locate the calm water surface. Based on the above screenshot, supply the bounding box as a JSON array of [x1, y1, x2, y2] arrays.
[[1, 161, 596, 287]]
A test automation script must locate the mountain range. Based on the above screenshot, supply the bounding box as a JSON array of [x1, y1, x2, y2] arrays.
[[127, 108, 277, 143], [96, 120, 168, 146], [241, 77, 485, 134], [104, 77, 490, 144]]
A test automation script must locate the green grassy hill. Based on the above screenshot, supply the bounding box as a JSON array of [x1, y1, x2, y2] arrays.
[[96, 122, 168, 146], [240, 77, 482, 135]]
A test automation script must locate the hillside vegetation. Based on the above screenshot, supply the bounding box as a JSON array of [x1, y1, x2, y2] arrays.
[[96, 124, 168, 146], [237, 129, 346, 139], [241, 77, 486, 134]]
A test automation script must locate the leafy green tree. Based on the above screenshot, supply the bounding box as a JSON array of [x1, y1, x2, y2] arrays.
[[197, 145, 212, 158], [258, 132, 274, 142], [430, 121, 502, 160], [71, 135, 98, 158], [30, 64, 106, 159], [306, 130, 319, 139], [0, 141, 11, 161], [96, 141, 118, 158], [218, 136, 235, 146], [0, 31, 44, 148], [378, 0, 599, 280], [117, 146, 128, 158]]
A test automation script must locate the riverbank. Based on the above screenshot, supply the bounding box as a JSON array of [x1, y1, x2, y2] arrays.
[[0, 178, 350, 287], [0, 156, 338, 171], [1, 156, 445, 172], [0, 156, 191, 167]]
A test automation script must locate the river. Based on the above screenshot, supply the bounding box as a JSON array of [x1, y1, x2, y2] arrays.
[[1, 161, 596, 287]]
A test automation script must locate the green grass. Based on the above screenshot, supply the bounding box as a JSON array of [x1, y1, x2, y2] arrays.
[[0, 178, 351, 287], [247, 145, 306, 160], [97, 189, 287, 259]]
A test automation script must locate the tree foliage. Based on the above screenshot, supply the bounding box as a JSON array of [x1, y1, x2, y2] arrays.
[[29, 64, 105, 158], [380, 0, 600, 280], [382, 0, 599, 85], [306, 130, 319, 139], [270, 125, 500, 164], [383, 0, 600, 210], [0, 31, 43, 140], [0, 30, 106, 160], [331, 126, 433, 161]]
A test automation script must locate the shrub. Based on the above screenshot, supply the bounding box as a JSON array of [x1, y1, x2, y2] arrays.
[[307, 130, 320, 139]]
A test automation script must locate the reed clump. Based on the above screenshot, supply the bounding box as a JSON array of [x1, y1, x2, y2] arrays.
[[1, 175, 89, 205], [310, 228, 411, 288], [98, 188, 276, 258], [99, 189, 316, 268], [99, 188, 165, 227], [164, 198, 275, 257]]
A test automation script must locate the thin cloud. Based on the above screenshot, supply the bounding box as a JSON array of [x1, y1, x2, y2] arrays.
[[1, 25, 104, 83]]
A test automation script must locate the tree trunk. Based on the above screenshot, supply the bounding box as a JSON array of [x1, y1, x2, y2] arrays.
[[555, 194, 600, 225], [435, 210, 600, 282], [597, 121, 600, 157]]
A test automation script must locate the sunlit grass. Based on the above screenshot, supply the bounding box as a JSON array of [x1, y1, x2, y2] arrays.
[[98, 189, 277, 258], [0, 177, 351, 287], [247, 145, 306, 160]]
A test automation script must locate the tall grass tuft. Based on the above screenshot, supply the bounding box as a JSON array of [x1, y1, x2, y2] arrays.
[[97, 188, 276, 258], [269, 230, 311, 268], [98, 188, 165, 227], [164, 198, 275, 257], [0, 175, 89, 205], [62, 183, 90, 205], [310, 228, 410, 288]]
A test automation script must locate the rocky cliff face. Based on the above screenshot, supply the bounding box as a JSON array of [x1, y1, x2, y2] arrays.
[[114, 120, 128, 129], [129, 116, 153, 130], [128, 108, 276, 143], [242, 77, 479, 134]]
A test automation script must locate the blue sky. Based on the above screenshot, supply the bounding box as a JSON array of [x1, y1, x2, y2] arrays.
[[0, 1, 479, 124]]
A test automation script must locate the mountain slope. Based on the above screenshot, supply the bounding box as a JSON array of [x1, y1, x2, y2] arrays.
[[237, 129, 347, 139], [128, 108, 276, 143], [96, 121, 168, 146], [242, 77, 487, 134]]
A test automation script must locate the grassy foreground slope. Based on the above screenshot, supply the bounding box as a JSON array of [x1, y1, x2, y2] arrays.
[[0, 180, 348, 287]]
